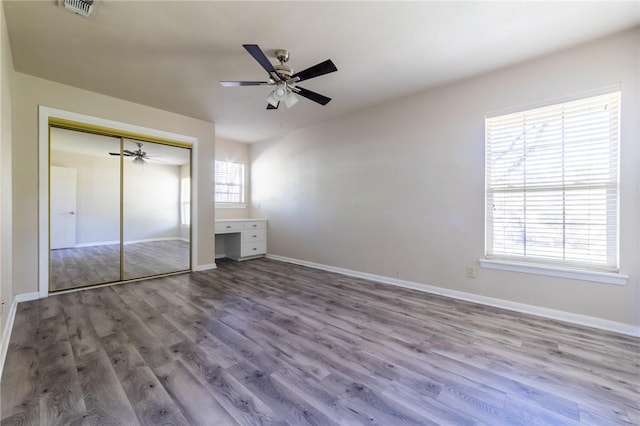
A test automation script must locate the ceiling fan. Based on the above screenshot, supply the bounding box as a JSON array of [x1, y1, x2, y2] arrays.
[[220, 44, 338, 110], [109, 142, 154, 165]]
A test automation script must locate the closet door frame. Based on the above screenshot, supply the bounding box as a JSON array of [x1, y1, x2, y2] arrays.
[[38, 106, 198, 298]]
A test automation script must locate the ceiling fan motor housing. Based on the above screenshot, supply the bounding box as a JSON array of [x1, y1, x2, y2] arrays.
[[275, 49, 290, 63], [274, 49, 295, 80], [275, 65, 293, 79]]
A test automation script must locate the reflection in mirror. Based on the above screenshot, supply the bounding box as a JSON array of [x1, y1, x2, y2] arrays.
[[122, 139, 191, 280], [49, 127, 121, 291]]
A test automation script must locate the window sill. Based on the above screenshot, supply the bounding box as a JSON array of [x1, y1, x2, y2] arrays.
[[216, 203, 247, 209], [479, 259, 628, 286]]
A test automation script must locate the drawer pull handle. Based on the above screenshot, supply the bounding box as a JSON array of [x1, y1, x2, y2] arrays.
[[252, 235, 257, 238], [252, 247, 257, 251], [252, 225, 257, 227], [225, 225, 231, 229]]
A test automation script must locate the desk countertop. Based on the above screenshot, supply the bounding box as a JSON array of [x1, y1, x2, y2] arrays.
[[215, 218, 267, 222]]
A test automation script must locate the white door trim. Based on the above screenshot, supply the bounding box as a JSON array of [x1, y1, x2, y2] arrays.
[[38, 106, 199, 298]]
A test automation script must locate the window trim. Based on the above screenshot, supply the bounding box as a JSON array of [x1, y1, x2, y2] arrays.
[[216, 202, 247, 209], [479, 258, 628, 286], [483, 89, 621, 278]]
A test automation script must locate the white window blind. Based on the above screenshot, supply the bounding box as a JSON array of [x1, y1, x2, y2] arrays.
[[180, 177, 190, 226], [485, 91, 620, 272], [215, 161, 245, 204]]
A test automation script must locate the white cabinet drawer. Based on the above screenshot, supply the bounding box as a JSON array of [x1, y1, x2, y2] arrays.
[[243, 229, 266, 243], [242, 241, 266, 257], [215, 221, 243, 233], [243, 221, 266, 230], [215, 219, 267, 261]]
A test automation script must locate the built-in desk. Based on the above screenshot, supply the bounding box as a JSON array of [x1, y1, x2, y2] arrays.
[[215, 219, 267, 261]]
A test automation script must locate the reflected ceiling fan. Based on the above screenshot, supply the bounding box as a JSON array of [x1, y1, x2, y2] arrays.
[[109, 142, 158, 165], [220, 44, 337, 109]]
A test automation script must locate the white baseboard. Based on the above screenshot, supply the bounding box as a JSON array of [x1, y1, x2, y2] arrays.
[[266, 254, 640, 338], [72, 237, 186, 249], [193, 263, 217, 272], [0, 296, 18, 380], [73, 240, 120, 248], [0, 291, 40, 380], [15, 292, 40, 303], [214, 253, 227, 260]]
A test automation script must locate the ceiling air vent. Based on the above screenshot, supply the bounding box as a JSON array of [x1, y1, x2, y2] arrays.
[[59, 0, 95, 18]]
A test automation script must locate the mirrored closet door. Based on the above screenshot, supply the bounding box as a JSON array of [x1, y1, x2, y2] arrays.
[[49, 127, 191, 292], [123, 139, 191, 280]]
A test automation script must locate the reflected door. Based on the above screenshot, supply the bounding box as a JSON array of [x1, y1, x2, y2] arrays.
[[122, 139, 191, 280], [50, 166, 77, 249]]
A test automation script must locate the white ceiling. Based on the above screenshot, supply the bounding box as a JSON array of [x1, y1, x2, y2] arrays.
[[51, 127, 191, 165], [4, 1, 639, 143]]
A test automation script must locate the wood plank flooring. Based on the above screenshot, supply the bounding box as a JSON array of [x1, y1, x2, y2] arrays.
[[50, 240, 190, 291], [2, 258, 639, 425]]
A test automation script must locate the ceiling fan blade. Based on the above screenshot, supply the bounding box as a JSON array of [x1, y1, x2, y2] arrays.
[[243, 44, 280, 81], [146, 157, 167, 163], [109, 152, 135, 157], [267, 102, 279, 110], [220, 81, 271, 87], [294, 86, 332, 105], [291, 59, 337, 82]]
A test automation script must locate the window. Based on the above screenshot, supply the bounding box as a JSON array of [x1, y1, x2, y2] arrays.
[[215, 160, 245, 205], [485, 91, 620, 273], [180, 177, 190, 226]]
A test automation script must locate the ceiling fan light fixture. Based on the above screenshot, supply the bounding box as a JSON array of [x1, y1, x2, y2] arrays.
[[132, 156, 146, 166], [267, 92, 279, 107], [273, 82, 288, 100], [285, 92, 299, 108]]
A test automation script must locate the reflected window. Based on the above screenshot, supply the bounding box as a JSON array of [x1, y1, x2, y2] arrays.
[[181, 177, 191, 226]]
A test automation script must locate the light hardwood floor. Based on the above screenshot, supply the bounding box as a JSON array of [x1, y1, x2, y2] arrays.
[[2, 258, 639, 425]]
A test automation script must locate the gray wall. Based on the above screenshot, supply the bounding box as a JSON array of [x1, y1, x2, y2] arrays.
[[251, 28, 640, 327], [0, 2, 14, 335]]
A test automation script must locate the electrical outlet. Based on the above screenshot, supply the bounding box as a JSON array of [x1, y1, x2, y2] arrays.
[[466, 266, 476, 279]]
